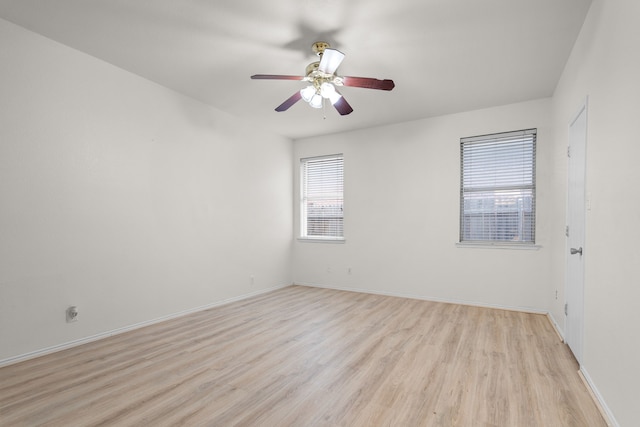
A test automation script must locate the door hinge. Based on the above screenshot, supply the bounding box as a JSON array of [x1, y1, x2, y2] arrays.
[[567, 146, 571, 157], [564, 303, 568, 316], [565, 225, 569, 237]]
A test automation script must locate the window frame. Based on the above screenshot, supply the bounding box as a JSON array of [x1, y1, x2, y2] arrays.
[[458, 128, 537, 248], [299, 154, 345, 242]]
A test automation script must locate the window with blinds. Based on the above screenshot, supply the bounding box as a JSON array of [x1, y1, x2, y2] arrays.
[[460, 129, 536, 244], [300, 154, 344, 239]]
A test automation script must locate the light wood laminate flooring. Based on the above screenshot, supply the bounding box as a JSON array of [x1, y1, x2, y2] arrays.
[[0, 285, 606, 426]]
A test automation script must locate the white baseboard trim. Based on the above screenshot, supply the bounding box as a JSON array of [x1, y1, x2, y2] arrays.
[[546, 312, 565, 342], [0, 284, 289, 368], [578, 367, 620, 427], [293, 282, 547, 315]]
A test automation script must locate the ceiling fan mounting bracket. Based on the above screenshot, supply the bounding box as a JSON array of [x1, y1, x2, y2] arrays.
[[311, 41, 330, 57]]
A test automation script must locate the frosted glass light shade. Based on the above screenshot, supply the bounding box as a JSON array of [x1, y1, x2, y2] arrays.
[[309, 94, 323, 108], [320, 82, 336, 98], [300, 85, 316, 102]]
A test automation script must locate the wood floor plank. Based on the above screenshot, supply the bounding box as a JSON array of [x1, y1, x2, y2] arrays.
[[0, 285, 607, 426]]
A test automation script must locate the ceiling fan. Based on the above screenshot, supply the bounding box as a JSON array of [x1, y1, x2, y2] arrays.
[[251, 42, 395, 116]]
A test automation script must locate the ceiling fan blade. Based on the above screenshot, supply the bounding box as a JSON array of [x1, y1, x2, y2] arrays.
[[333, 95, 353, 116], [341, 76, 395, 91], [318, 48, 345, 74], [275, 91, 303, 112], [251, 74, 305, 81]]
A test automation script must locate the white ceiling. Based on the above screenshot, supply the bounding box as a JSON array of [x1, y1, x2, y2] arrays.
[[0, 0, 592, 140]]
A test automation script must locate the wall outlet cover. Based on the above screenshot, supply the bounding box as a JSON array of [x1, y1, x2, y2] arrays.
[[66, 306, 78, 323]]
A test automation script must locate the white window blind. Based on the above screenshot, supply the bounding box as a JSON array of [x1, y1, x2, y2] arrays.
[[460, 129, 536, 244], [300, 155, 344, 239]]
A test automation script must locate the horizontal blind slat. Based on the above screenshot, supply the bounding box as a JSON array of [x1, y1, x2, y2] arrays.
[[301, 154, 344, 238], [460, 129, 536, 244]]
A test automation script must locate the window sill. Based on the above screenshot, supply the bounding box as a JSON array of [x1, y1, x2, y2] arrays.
[[297, 237, 346, 244], [456, 242, 541, 251]]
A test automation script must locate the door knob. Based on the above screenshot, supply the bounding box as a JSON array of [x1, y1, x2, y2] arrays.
[[570, 247, 583, 255]]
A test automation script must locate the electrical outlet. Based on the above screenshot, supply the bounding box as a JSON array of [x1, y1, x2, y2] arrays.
[[66, 306, 78, 323]]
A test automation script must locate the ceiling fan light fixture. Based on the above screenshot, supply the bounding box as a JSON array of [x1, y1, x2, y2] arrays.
[[320, 82, 336, 98], [309, 94, 323, 109], [300, 85, 316, 102], [250, 40, 395, 115]]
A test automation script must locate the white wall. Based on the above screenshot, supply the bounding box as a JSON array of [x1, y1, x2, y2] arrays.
[[293, 98, 554, 312], [3, 1, 638, 422], [0, 18, 292, 363], [551, 1, 640, 425]]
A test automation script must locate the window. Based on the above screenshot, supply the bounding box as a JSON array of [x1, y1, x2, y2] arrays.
[[460, 129, 536, 245], [300, 154, 344, 240]]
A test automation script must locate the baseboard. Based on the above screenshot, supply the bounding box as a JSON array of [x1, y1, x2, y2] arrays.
[[0, 284, 289, 368], [293, 282, 547, 315], [547, 315, 617, 426], [546, 312, 565, 342], [578, 367, 620, 427]]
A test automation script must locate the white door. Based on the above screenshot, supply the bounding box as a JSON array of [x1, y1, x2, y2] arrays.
[[565, 100, 588, 364]]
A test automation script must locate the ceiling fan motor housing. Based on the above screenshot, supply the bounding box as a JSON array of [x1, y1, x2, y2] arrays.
[[305, 62, 320, 76]]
